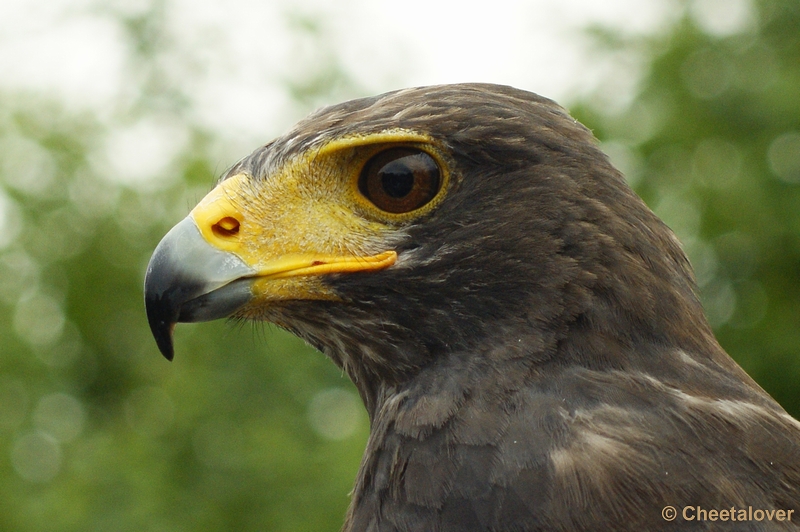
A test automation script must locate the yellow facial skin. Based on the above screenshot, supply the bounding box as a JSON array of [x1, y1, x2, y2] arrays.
[[188, 130, 451, 312]]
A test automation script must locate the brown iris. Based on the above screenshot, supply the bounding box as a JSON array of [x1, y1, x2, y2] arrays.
[[358, 148, 441, 214]]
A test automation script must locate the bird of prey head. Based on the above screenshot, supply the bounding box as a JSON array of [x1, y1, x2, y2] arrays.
[[145, 84, 800, 531]]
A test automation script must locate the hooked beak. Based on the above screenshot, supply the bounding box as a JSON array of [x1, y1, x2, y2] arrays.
[[144, 216, 255, 360]]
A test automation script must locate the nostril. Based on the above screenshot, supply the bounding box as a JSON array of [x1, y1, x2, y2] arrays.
[[211, 216, 240, 239]]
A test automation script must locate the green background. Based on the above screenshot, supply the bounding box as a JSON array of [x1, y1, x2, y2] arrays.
[[0, 0, 798, 530]]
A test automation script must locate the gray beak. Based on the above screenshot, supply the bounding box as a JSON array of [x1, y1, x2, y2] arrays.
[[143, 216, 255, 360]]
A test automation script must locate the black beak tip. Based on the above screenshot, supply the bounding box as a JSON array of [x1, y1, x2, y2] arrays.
[[145, 293, 177, 361], [150, 318, 176, 361], [156, 330, 175, 361]]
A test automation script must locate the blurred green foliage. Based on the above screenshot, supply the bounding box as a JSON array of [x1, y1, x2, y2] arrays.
[[0, 0, 798, 530], [0, 92, 369, 531]]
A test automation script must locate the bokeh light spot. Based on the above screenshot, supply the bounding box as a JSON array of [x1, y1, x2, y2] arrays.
[[308, 388, 364, 441], [767, 131, 800, 183], [683, 237, 720, 288], [0, 188, 22, 249], [702, 278, 737, 327], [0, 251, 40, 304], [11, 431, 62, 483], [13, 291, 65, 348], [33, 392, 86, 443], [34, 320, 83, 367], [654, 193, 702, 242], [100, 119, 189, 190], [689, 0, 755, 36], [0, 135, 57, 197]]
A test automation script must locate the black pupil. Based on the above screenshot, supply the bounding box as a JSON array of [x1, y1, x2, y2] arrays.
[[380, 162, 415, 198]]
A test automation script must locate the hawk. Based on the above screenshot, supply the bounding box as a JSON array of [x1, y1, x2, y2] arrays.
[[145, 84, 800, 531]]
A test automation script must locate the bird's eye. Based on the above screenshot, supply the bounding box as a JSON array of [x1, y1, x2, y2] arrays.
[[358, 148, 441, 214]]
